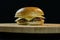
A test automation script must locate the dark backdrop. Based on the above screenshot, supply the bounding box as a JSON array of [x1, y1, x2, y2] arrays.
[[0, 0, 60, 23]]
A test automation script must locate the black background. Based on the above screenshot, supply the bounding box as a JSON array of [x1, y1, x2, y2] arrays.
[[0, 0, 60, 23]]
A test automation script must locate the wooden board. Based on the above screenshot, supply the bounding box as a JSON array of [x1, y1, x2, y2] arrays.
[[0, 23, 60, 33]]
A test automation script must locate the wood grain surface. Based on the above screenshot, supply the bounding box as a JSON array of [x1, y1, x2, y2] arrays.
[[0, 23, 60, 33]]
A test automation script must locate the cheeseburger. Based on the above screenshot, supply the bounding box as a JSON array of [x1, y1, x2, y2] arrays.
[[15, 7, 45, 25]]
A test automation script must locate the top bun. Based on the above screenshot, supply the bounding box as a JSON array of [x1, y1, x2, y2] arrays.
[[15, 7, 45, 20]]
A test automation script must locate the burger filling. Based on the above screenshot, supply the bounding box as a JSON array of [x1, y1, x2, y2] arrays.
[[30, 17, 41, 22], [16, 17, 44, 23], [17, 18, 28, 23]]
